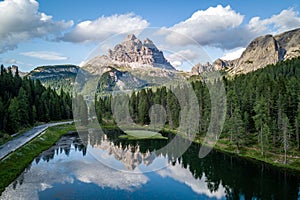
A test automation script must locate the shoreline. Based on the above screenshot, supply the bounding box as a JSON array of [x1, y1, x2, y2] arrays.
[[1, 124, 299, 195], [160, 128, 300, 174], [0, 123, 76, 194]]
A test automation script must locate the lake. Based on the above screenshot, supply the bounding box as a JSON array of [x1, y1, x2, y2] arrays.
[[1, 129, 299, 200]]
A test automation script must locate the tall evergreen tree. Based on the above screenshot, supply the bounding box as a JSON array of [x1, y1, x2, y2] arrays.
[[253, 96, 269, 156], [6, 98, 20, 134], [17, 87, 29, 127]]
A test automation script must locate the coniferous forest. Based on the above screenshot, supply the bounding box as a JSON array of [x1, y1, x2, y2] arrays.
[[0, 65, 73, 137], [95, 57, 300, 160]]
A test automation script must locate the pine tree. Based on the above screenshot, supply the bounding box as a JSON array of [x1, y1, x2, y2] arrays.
[[281, 113, 291, 164], [296, 101, 300, 150], [253, 96, 269, 156], [18, 87, 29, 127], [232, 107, 244, 152], [0, 97, 4, 130], [138, 89, 150, 124], [6, 98, 20, 134], [78, 95, 88, 126]]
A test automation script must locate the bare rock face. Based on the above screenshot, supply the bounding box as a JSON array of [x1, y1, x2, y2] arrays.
[[274, 28, 300, 60], [191, 58, 229, 75], [230, 28, 300, 75], [232, 35, 281, 74], [107, 34, 175, 70], [84, 34, 175, 73]]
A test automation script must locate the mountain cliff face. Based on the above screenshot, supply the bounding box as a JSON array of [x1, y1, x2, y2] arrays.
[[108, 34, 174, 70], [231, 28, 300, 74], [83, 34, 175, 74], [274, 28, 300, 60]]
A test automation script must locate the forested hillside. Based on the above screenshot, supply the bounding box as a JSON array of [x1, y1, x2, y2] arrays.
[[0, 65, 73, 136], [95, 57, 300, 163]]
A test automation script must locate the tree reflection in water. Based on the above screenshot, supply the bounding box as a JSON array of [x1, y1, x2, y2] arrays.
[[7, 129, 300, 199]]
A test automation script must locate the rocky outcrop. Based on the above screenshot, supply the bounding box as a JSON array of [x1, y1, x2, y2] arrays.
[[191, 58, 231, 75]]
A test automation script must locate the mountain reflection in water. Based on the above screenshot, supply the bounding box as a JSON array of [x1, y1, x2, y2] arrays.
[[0, 130, 299, 200]]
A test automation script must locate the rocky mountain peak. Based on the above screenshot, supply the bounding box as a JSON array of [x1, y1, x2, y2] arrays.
[[125, 34, 138, 41], [143, 38, 156, 49], [91, 34, 175, 71]]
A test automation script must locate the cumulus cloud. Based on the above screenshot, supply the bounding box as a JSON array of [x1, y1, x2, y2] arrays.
[[248, 8, 300, 34], [159, 5, 247, 49], [0, 0, 73, 53], [20, 51, 68, 60], [221, 47, 245, 60], [157, 160, 226, 199], [61, 13, 149, 43], [160, 5, 300, 50], [166, 49, 200, 68]]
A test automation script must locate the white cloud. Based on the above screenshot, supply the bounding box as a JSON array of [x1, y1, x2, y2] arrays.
[[0, 0, 73, 53], [157, 160, 226, 199], [21, 51, 68, 60], [221, 47, 245, 60], [166, 49, 200, 68], [160, 5, 247, 49], [0, 159, 149, 200], [160, 5, 300, 50], [61, 13, 149, 43], [248, 8, 300, 34]]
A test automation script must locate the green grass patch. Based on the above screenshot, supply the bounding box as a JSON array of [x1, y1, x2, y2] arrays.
[[0, 123, 76, 194], [119, 130, 167, 140]]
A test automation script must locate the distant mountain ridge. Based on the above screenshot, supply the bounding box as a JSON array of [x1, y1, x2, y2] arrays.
[[15, 28, 300, 92], [27, 65, 80, 92]]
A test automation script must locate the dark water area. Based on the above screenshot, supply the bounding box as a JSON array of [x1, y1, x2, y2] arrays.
[[1, 130, 299, 200]]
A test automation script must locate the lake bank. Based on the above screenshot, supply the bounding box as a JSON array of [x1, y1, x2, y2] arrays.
[[87, 122, 300, 173], [159, 128, 300, 174], [1, 123, 299, 195], [0, 123, 76, 194]]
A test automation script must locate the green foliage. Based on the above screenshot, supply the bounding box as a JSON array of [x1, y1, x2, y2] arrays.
[[0, 65, 73, 135], [94, 57, 300, 162]]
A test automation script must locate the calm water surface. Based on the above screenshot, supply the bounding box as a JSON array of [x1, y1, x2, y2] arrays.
[[1, 130, 300, 200]]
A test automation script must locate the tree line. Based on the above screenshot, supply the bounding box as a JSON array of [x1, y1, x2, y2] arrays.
[[95, 57, 300, 159], [0, 65, 73, 135]]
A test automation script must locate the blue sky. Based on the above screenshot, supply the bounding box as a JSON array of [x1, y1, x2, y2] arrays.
[[0, 0, 300, 71]]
